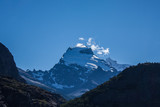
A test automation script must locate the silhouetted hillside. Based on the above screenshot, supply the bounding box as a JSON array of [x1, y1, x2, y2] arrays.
[[0, 75, 66, 107], [62, 63, 160, 107], [0, 42, 66, 107], [0, 42, 25, 82]]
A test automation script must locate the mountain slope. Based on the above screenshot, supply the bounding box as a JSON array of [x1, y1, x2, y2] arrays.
[[0, 42, 66, 107], [0, 76, 66, 107], [0, 42, 25, 83], [106, 57, 130, 71], [62, 63, 160, 107], [21, 47, 121, 99], [18, 68, 57, 93]]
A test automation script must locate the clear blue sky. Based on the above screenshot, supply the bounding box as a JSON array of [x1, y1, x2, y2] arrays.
[[0, 0, 160, 70]]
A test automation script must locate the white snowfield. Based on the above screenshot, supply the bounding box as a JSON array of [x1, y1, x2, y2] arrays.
[[62, 47, 111, 71]]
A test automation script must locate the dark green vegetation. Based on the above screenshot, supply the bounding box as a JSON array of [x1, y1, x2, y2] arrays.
[[0, 76, 66, 107], [62, 63, 160, 107], [0, 42, 25, 83]]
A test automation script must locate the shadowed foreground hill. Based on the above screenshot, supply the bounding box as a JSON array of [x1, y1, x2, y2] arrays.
[[0, 42, 25, 83], [0, 42, 66, 107], [62, 63, 160, 107], [0, 76, 66, 107]]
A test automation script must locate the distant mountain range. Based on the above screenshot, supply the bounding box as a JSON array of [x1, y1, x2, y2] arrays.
[[20, 46, 130, 99]]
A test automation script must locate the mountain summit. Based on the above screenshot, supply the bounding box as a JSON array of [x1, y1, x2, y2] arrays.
[[61, 47, 110, 71], [20, 46, 129, 99]]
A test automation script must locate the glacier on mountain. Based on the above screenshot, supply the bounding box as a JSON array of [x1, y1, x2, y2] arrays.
[[19, 46, 130, 99], [62, 47, 110, 71]]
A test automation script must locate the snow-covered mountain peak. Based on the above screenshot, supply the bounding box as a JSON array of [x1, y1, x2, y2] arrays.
[[60, 47, 110, 71], [66, 47, 93, 55], [20, 46, 126, 99]]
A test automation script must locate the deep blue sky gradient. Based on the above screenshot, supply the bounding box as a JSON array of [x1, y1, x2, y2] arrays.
[[0, 0, 160, 70]]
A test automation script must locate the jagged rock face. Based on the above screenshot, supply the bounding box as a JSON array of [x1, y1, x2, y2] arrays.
[[21, 47, 119, 99], [0, 76, 66, 107], [62, 63, 160, 107], [0, 42, 25, 83]]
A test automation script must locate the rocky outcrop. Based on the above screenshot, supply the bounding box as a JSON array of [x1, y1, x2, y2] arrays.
[[0, 42, 25, 82]]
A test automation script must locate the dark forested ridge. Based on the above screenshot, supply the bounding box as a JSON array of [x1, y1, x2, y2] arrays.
[[62, 63, 160, 107], [0, 76, 66, 107]]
